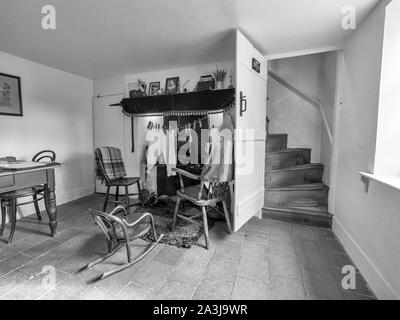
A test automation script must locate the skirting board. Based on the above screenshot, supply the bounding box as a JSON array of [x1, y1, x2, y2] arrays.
[[10, 185, 95, 222], [333, 217, 399, 300]]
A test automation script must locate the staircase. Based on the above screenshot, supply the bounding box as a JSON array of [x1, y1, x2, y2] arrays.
[[262, 133, 332, 227]]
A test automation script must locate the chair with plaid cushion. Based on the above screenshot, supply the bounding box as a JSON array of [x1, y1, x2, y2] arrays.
[[95, 147, 141, 213]]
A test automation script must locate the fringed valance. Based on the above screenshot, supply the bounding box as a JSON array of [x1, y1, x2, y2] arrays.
[[112, 88, 235, 117]]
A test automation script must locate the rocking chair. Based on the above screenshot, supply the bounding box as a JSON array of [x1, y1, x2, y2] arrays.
[[85, 205, 163, 280], [172, 168, 232, 250]]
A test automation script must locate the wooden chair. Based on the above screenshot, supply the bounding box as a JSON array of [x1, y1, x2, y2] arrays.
[[172, 168, 232, 250], [0, 151, 55, 243], [85, 205, 164, 280], [95, 148, 141, 213]]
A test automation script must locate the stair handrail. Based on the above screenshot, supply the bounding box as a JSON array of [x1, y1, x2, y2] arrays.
[[268, 70, 333, 144]]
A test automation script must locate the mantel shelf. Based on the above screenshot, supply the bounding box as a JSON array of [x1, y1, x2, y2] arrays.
[[110, 88, 235, 117]]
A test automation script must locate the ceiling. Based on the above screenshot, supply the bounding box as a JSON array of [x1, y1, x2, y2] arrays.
[[0, 0, 380, 79]]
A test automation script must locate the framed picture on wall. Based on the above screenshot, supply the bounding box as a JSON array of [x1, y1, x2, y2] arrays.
[[149, 82, 161, 96], [0, 72, 23, 117], [165, 77, 179, 94]]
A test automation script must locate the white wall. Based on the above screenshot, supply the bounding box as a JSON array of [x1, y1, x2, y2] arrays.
[[93, 61, 233, 192], [374, 2, 400, 176], [332, 0, 400, 299], [267, 52, 337, 184], [0, 51, 94, 218]]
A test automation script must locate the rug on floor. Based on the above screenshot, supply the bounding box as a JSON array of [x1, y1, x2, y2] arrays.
[[133, 198, 215, 249]]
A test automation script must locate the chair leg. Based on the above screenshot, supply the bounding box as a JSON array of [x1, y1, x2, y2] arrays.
[[172, 197, 181, 231], [32, 194, 42, 221], [222, 200, 232, 234], [115, 186, 119, 207], [124, 186, 130, 215], [201, 206, 210, 250], [126, 242, 132, 263], [8, 199, 17, 244], [103, 186, 110, 212], [0, 201, 6, 236]]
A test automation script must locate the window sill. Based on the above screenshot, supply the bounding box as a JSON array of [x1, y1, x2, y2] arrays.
[[359, 172, 400, 192]]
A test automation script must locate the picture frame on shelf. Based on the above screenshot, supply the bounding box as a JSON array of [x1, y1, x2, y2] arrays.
[[149, 82, 161, 96], [165, 77, 179, 94], [128, 80, 147, 97], [0, 72, 23, 117]]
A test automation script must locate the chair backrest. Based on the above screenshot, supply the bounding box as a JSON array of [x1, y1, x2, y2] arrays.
[[88, 208, 122, 243], [32, 150, 56, 162], [95, 147, 126, 183]]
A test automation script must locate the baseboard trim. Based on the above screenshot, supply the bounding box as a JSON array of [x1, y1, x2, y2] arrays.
[[57, 185, 95, 204], [333, 217, 399, 300], [13, 185, 95, 221]]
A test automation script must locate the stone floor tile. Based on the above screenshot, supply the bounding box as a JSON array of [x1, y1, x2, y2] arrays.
[[0, 194, 374, 300], [318, 237, 346, 254], [0, 253, 33, 277], [268, 239, 297, 259], [181, 244, 215, 266], [153, 245, 184, 266], [213, 242, 241, 263], [237, 258, 270, 284], [241, 241, 268, 264], [342, 290, 376, 300], [155, 280, 197, 300], [16, 268, 69, 299], [113, 282, 156, 300], [291, 224, 317, 241], [269, 274, 306, 300], [301, 269, 344, 300], [296, 239, 330, 273], [38, 288, 76, 300], [22, 239, 63, 259], [0, 289, 27, 300], [0, 269, 33, 297], [204, 257, 237, 284], [268, 253, 301, 280], [0, 240, 33, 261], [168, 259, 207, 285], [193, 278, 233, 300], [131, 261, 173, 290], [268, 225, 292, 243], [231, 275, 269, 300], [244, 230, 269, 245]]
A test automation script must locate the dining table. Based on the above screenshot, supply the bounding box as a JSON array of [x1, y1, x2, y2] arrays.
[[0, 160, 61, 237]]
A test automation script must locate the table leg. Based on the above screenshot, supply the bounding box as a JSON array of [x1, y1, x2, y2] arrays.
[[44, 170, 57, 237]]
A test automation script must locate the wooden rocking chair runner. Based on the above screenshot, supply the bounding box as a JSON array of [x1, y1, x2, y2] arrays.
[[95, 148, 141, 212], [172, 168, 232, 250], [86, 206, 164, 280]]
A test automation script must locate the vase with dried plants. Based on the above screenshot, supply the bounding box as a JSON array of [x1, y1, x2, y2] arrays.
[[213, 66, 227, 90]]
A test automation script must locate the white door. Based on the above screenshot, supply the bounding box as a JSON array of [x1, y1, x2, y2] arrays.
[[93, 94, 125, 193], [234, 31, 267, 231]]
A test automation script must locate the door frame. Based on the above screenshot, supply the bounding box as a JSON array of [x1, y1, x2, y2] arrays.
[[265, 47, 344, 216], [328, 49, 344, 215]]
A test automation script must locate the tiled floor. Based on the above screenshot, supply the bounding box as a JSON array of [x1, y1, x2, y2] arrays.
[[0, 194, 375, 300]]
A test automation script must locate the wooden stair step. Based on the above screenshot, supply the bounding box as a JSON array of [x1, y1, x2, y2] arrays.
[[265, 148, 311, 170], [265, 163, 324, 188], [262, 204, 332, 227], [266, 134, 288, 152], [264, 183, 329, 207]]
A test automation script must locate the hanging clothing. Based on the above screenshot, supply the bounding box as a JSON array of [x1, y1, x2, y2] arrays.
[[145, 128, 176, 177], [201, 113, 234, 183]]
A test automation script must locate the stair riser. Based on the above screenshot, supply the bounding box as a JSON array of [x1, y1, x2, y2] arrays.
[[266, 135, 288, 152], [265, 167, 323, 188], [264, 189, 328, 207], [262, 208, 332, 228], [265, 150, 311, 170]]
